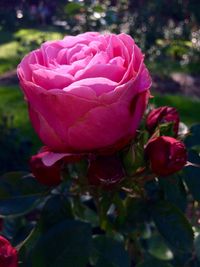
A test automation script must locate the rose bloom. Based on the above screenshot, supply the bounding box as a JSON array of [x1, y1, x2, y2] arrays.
[[18, 32, 151, 161], [145, 136, 187, 176], [0, 236, 18, 267], [146, 106, 180, 136]]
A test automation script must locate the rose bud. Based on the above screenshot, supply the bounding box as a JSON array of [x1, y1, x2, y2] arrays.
[[146, 106, 180, 136], [87, 155, 125, 190], [145, 136, 187, 176], [0, 236, 18, 267], [30, 151, 62, 186]]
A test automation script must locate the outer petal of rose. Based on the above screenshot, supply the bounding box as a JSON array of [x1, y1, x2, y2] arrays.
[[17, 50, 42, 81], [118, 34, 145, 84], [41, 150, 85, 166], [60, 32, 99, 48], [99, 63, 151, 105], [68, 101, 136, 151], [78, 32, 100, 39], [118, 33, 144, 71], [42, 151, 73, 166], [119, 62, 152, 102], [129, 90, 150, 134], [119, 48, 143, 85], [112, 57, 149, 103], [19, 80, 101, 150], [28, 105, 70, 150], [118, 33, 135, 56]]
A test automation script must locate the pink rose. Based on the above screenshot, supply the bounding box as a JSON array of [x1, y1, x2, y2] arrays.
[[145, 136, 187, 176], [18, 32, 151, 159], [0, 236, 18, 267]]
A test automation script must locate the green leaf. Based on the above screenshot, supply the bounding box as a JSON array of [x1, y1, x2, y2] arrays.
[[3, 216, 34, 247], [126, 199, 149, 227], [159, 175, 187, 211], [72, 196, 99, 226], [113, 193, 126, 226], [184, 150, 200, 201], [93, 5, 105, 13], [194, 234, 200, 262], [19, 227, 41, 267], [0, 172, 48, 216], [93, 235, 130, 267], [122, 145, 144, 175], [40, 194, 73, 229], [159, 121, 176, 137], [65, 2, 83, 16], [147, 233, 173, 260], [151, 201, 194, 253], [136, 258, 174, 267], [95, 257, 115, 267], [31, 220, 92, 267]]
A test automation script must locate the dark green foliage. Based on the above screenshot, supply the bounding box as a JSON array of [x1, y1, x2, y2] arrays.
[[0, 115, 32, 174], [30, 220, 92, 267], [151, 201, 194, 253], [159, 175, 187, 212], [93, 235, 131, 267], [0, 172, 47, 216], [184, 150, 200, 201], [137, 257, 173, 267]]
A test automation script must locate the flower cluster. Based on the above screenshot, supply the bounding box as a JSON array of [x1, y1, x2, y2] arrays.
[[17, 32, 187, 190]]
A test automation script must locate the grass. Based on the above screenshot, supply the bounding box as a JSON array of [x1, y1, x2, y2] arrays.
[[0, 85, 41, 153], [0, 41, 19, 74], [151, 94, 200, 125], [14, 28, 63, 43], [0, 28, 64, 75]]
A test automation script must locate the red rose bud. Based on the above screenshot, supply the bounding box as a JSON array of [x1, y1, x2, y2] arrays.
[[30, 152, 62, 186], [146, 106, 180, 136], [0, 236, 18, 267], [145, 136, 187, 176], [87, 155, 125, 190]]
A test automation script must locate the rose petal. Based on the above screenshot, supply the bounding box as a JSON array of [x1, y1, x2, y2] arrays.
[[29, 105, 70, 150], [42, 151, 70, 166], [68, 101, 133, 151], [75, 63, 126, 82], [32, 68, 74, 90], [20, 80, 101, 151], [64, 77, 117, 97], [42, 150, 84, 166]]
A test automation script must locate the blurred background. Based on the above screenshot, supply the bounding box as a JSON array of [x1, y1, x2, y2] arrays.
[[0, 0, 199, 173]]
